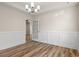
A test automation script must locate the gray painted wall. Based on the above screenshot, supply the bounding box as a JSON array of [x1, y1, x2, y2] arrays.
[[0, 3, 29, 50], [33, 5, 79, 50]]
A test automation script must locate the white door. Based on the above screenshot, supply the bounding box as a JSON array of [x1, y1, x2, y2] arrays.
[[32, 20, 39, 41]]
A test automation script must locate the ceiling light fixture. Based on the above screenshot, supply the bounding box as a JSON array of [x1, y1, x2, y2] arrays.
[[25, 2, 40, 13]]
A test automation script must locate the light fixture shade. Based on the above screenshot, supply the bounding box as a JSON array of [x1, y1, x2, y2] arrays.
[[31, 2, 34, 8], [25, 2, 40, 13], [37, 5, 40, 10], [28, 8, 31, 12], [25, 5, 29, 9], [35, 9, 38, 12]]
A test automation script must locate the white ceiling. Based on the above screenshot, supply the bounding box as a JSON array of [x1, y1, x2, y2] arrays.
[[4, 2, 78, 15]]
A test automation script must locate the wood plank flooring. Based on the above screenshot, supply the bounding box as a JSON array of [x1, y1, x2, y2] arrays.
[[0, 41, 79, 57]]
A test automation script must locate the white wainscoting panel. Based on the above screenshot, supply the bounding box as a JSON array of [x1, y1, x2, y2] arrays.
[[0, 31, 26, 50], [38, 32, 48, 43], [33, 31, 79, 50], [48, 32, 78, 50]]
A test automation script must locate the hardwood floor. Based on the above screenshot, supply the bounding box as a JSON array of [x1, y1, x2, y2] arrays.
[[0, 41, 79, 57]]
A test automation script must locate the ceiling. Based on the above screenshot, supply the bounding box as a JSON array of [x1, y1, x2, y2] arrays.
[[4, 2, 78, 15]]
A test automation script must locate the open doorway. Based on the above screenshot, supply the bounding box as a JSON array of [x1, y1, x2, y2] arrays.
[[26, 20, 32, 42]]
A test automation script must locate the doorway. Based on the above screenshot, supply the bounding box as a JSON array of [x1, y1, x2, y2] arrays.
[[32, 20, 39, 41], [26, 20, 32, 42]]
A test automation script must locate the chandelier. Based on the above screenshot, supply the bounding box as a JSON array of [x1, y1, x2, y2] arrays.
[[25, 2, 40, 13]]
